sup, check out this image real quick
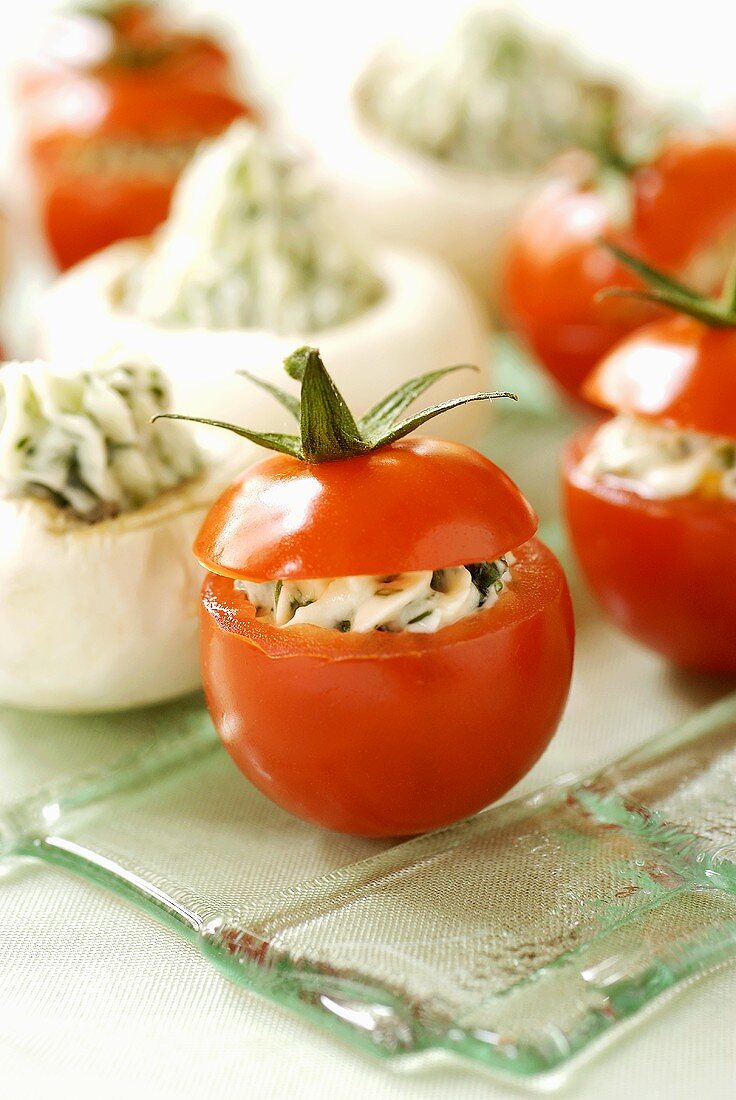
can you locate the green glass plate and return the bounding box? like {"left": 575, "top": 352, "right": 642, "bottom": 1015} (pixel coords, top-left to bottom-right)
{"left": 3, "top": 688, "right": 736, "bottom": 1085}
{"left": 2, "top": 340, "right": 735, "bottom": 1086}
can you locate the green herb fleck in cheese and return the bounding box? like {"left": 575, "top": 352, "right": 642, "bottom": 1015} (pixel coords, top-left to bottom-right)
{"left": 236, "top": 558, "right": 513, "bottom": 634}
{"left": 359, "top": 13, "right": 655, "bottom": 174}
{"left": 0, "top": 354, "right": 202, "bottom": 521}
{"left": 127, "top": 122, "right": 385, "bottom": 333}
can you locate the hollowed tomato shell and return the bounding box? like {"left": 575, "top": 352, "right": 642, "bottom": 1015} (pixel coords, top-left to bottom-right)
{"left": 583, "top": 315, "right": 736, "bottom": 438}
{"left": 200, "top": 537, "right": 574, "bottom": 836}
{"left": 564, "top": 427, "right": 736, "bottom": 672}
{"left": 195, "top": 438, "right": 539, "bottom": 581}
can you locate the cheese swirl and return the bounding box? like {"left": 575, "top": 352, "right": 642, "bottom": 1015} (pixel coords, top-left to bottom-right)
{"left": 128, "top": 122, "right": 384, "bottom": 333}
{"left": 0, "top": 355, "right": 202, "bottom": 521}
{"left": 579, "top": 415, "right": 736, "bottom": 500}
{"left": 236, "top": 559, "right": 513, "bottom": 634}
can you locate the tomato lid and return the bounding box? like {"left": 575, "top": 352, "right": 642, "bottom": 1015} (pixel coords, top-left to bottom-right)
{"left": 582, "top": 243, "right": 736, "bottom": 437}
{"left": 195, "top": 438, "right": 538, "bottom": 580}
{"left": 585, "top": 315, "right": 736, "bottom": 438}
{"left": 98, "top": 82, "right": 249, "bottom": 138}
{"left": 160, "top": 347, "right": 534, "bottom": 579}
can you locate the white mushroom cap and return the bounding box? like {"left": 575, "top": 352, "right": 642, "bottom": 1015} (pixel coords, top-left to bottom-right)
{"left": 298, "top": 86, "right": 537, "bottom": 307}
{"left": 40, "top": 240, "right": 492, "bottom": 448}
{"left": 0, "top": 464, "right": 228, "bottom": 713}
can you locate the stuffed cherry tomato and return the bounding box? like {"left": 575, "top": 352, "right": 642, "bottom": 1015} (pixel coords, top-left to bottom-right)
{"left": 19, "top": 2, "right": 235, "bottom": 98}
{"left": 564, "top": 248, "right": 736, "bottom": 671}
{"left": 502, "top": 156, "right": 657, "bottom": 399}
{"left": 20, "top": 2, "right": 252, "bottom": 269}
{"left": 503, "top": 133, "right": 736, "bottom": 401}
{"left": 166, "top": 347, "right": 575, "bottom": 836}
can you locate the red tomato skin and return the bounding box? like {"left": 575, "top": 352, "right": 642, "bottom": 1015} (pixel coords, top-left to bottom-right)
{"left": 199, "top": 538, "right": 574, "bottom": 837}
{"left": 37, "top": 172, "right": 171, "bottom": 271}
{"left": 564, "top": 428, "right": 736, "bottom": 672}
{"left": 634, "top": 135, "right": 736, "bottom": 268}
{"left": 23, "top": 75, "right": 248, "bottom": 269}
{"left": 196, "top": 438, "right": 539, "bottom": 583}
{"left": 501, "top": 176, "right": 656, "bottom": 401}
{"left": 503, "top": 135, "right": 736, "bottom": 402}
{"left": 19, "top": 3, "right": 240, "bottom": 103}
{"left": 584, "top": 315, "right": 736, "bottom": 438}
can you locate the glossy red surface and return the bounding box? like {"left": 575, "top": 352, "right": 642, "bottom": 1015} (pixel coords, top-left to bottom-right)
{"left": 584, "top": 315, "right": 736, "bottom": 438}
{"left": 195, "top": 438, "right": 539, "bottom": 581}
{"left": 502, "top": 174, "right": 658, "bottom": 400}
{"left": 503, "top": 133, "right": 736, "bottom": 400}
{"left": 20, "top": 5, "right": 252, "bottom": 269}
{"left": 564, "top": 427, "right": 736, "bottom": 672}
{"left": 200, "top": 538, "right": 574, "bottom": 836}
{"left": 634, "top": 135, "right": 736, "bottom": 268}
{"left": 20, "top": 3, "right": 239, "bottom": 100}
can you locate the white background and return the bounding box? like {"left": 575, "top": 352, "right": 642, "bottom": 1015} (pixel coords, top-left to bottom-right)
{"left": 2, "top": 0, "right": 736, "bottom": 160}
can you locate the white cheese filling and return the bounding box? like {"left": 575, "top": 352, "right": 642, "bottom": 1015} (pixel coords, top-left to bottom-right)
{"left": 236, "top": 558, "right": 513, "bottom": 634}
{"left": 579, "top": 415, "right": 736, "bottom": 500}
{"left": 126, "top": 121, "right": 385, "bottom": 333}
{"left": 358, "top": 13, "right": 653, "bottom": 174}
{"left": 0, "top": 354, "right": 202, "bottom": 521}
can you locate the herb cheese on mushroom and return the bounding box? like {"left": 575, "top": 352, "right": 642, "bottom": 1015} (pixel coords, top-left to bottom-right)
{"left": 41, "top": 123, "right": 489, "bottom": 449}
{"left": 0, "top": 354, "right": 233, "bottom": 712}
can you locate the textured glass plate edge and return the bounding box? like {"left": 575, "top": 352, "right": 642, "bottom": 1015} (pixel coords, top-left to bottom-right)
{"left": 3, "top": 694, "right": 736, "bottom": 1086}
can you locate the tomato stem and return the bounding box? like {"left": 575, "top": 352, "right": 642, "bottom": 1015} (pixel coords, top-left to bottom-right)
{"left": 155, "top": 347, "right": 517, "bottom": 463}
{"left": 720, "top": 251, "right": 736, "bottom": 315}
{"left": 73, "top": 1, "right": 155, "bottom": 25}
{"left": 576, "top": 83, "right": 642, "bottom": 177}
{"left": 595, "top": 240, "right": 736, "bottom": 328}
